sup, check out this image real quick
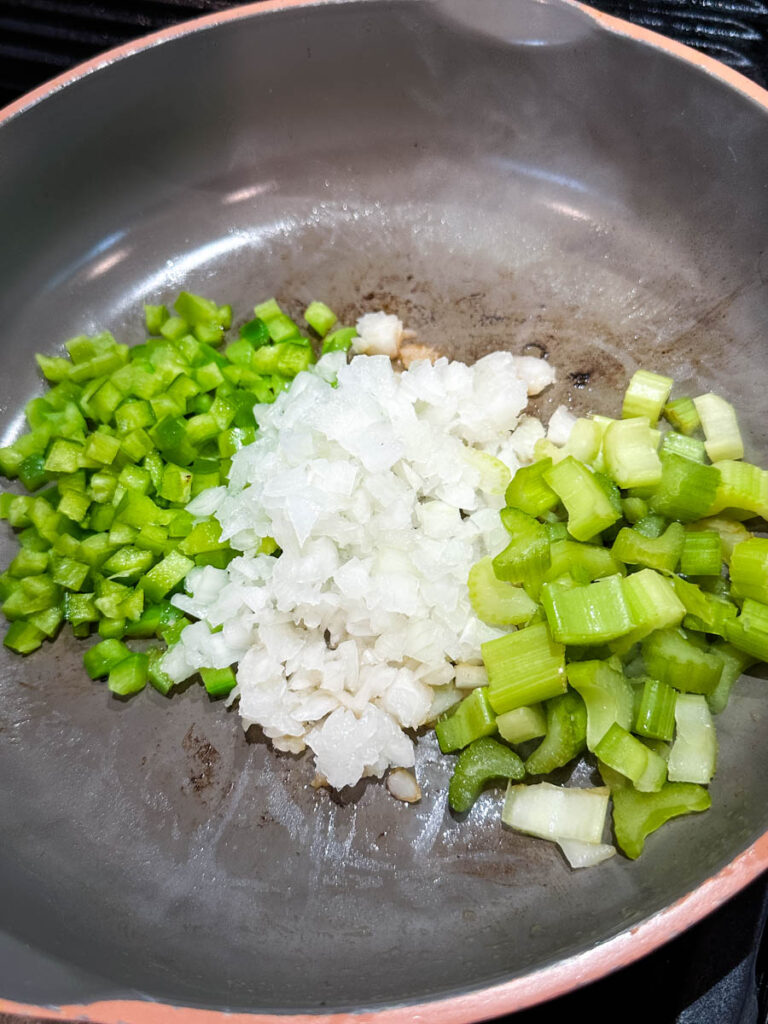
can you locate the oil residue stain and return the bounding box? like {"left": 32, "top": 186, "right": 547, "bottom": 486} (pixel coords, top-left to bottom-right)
{"left": 181, "top": 725, "right": 220, "bottom": 795}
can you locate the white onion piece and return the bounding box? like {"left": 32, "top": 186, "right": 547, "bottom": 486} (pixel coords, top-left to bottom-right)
{"left": 668, "top": 694, "right": 717, "bottom": 784}
{"left": 558, "top": 839, "right": 617, "bottom": 869}
{"left": 387, "top": 768, "right": 422, "bottom": 803}
{"left": 512, "top": 356, "right": 556, "bottom": 396}
{"left": 427, "top": 683, "right": 462, "bottom": 720}
{"left": 351, "top": 312, "right": 403, "bottom": 358}
{"left": 547, "top": 405, "right": 577, "bottom": 446}
{"left": 454, "top": 663, "right": 489, "bottom": 689}
{"left": 502, "top": 783, "right": 610, "bottom": 844}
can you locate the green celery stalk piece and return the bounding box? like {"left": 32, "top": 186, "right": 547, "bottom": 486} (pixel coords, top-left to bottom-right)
{"left": 566, "top": 660, "right": 634, "bottom": 750}
{"left": 611, "top": 782, "right": 710, "bottom": 859}
{"left": 467, "top": 556, "right": 537, "bottom": 627}
{"left": 448, "top": 737, "right": 525, "bottom": 812}
{"left": 483, "top": 622, "right": 567, "bottom": 715}
{"left": 435, "top": 687, "right": 497, "bottom": 753}
{"left": 524, "top": 690, "right": 587, "bottom": 775}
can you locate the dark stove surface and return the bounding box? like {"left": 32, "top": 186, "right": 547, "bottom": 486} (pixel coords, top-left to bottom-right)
{"left": 1, "top": 1, "right": 768, "bottom": 1022}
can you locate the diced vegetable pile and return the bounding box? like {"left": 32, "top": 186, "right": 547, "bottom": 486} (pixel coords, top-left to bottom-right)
{"left": 1, "top": 293, "right": 765, "bottom": 868}
{"left": 0, "top": 292, "right": 355, "bottom": 696}
{"left": 437, "top": 370, "right": 767, "bottom": 863}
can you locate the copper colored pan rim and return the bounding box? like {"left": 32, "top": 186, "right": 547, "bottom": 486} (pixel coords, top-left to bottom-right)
{"left": 1, "top": 1, "right": 768, "bottom": 1021}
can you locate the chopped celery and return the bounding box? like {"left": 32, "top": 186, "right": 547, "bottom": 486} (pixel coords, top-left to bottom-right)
{"left": 611, "top": 522, "right": 684, "bottom": 574}
{"left": 633, "top": 677, "right": 677, "bottom": 742}
{"left": 668, "top": 694, "right": 717, "bottom": 784}
{"left": 642, "top": 629, "right": 723, "bottom": 695}
{"left": 664, "top": 397, "right": 700, "bottom": 436}
{"left": 693, "top": 393, "right": 743, "bottom": 462}
{"left": 467, "top": 556, "right": 537, "bottom": 627}
{"left": 435, "top": 687, "right": 497, "bottom": 753}
{"left": 544, "top": 457, "right": 620, "bottom": 541}
{"left": 495, "top": 704, "right": 547, "bottom": 744}
{"left": 611, "top": 782, "right": 710, "bottom": 859}
{"left": 729, "top": 538, "right": 768, "bottom": 604}
{"left": 492, "top": 509, "right": 550, "bottom": 595}
{"left": 503, "top": 782, "right": 610, "bottom": 845}
{"left": 448, "top": 737, "right": 525, "bottom": 812}
{"left": 524, "top": 690, "right": 587, "bottom": 775}
{"left": 680, "top": 530, "right": 722, "bottom": 577}
{"left": 504, "top": 458, "right": 560, "bottom": 518}
{"left": 603, "top": 417, "right": 662, "bottom": 489}
{"left": 648, "top": 453, "right": 721, "bottom": 522}
{"left": 594, "top": 723, "right": 666, "bottom": 792}
{"left": 566, "top": 660, "right": 634, "bottom": 750}
{"left": 541, "top": 575, "right": 633, "bottom": 645}
{"left": 622, "top": 370, "right": 673, "bottom": 426}
{"left": 482, "top": 622, "right": 567, "bottom": 714}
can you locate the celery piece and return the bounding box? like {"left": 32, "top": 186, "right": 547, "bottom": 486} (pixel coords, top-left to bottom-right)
{"left": 633, "top": 677, "right": 677, "bottom": 741}
{"left": 594, "top": 723, "right": 666, "bottom": 792}
{"left": 729, "top": 538, "right": 768, "bottom": 604}
{"left": 693, "top": 393, "right": 744, "bottom": 462}
{"left": 611, "top": 782, "right": 710, "bottom": 859}
{"left": 642, "top": 628, "right": 723, "bottom": 695}
{"left": 541, "top": 575, "right": 633, "bottom": 645}
{"left": 544, "top": 457, "right": 620, "bottom": 542}
{"left": 680, "top": 530, "right": 722, "bottom": 577}
{"left": 664, "top": 397, "right": 700, "bottom": 436}
{"left": 708, "top": 460, "right": 768, "bottom": 519}
{"left": 648, "top": 453, "right": 721, "bottom": 522}
{"left": 567, "top": 660, "right": 634, "bottom": 750}
{"left": 544, "top": 539, "right": 624, "bottom": 585}
{"left": 491, "top": 509, "right": 550, "bottom": 595}
{"left": 4, "top": 620, "right": 46, "bottom": 654}
{"left": 107, "top": 652, "right": 148, "bottom": 696}
{"left": 622, "top": 370, "right": 673, "bottom": 426}
{"left": 304, "top": 301, "right": 337, "bottom": 338}
{"left": 524, "top": 690, "right": 587, "bottom": 775}
{"left": 448, "top": 737, "right": 524, "bottom": 812}
{"left": 503, "top": 782, "right": 611, "bottom": 845}
{"left": 673, "top": 577, "right": 736, "bottom": 637}
{"left": 322, "top": 327, "right": 357, "bottom": 355}
{"left": 495, "top": 704, "right": 547, "bottom": 745}
{"left": 200, "top": 666, "right": 237, "bottom": 698}
{"left": 483, "top": 622, "right": 567, "bottom": 715}
{"left": 435, "top": 686, "right": 497, "bottom": 753}
{"left": 661, "top": 431, "right": 707, "bottom": 464}
{"left": 668, "top": 694, "right": 717, "bottom": 784}
{"left": 467, "top": 556, "right": 537, "bottom": 627}
{"left": 504, "top": 458, "right": 560, "bottom": 518}
{"left": 622, "top": 497, "right": 648, "bottom": 524}
{"left": 707, "top": 642, "right": 757, "bottom": 714}
{"left": 724, "top": 599, "right": 768, "bottom": 662}
{"left": 603, "top": 417, "right": 662, "bottom": 489}
{"left": 83, "top": 638, "right": 131, "bottom": 679}
{"left": 687, "top": 516, "right": 750, "bottom": 565}
{"left": 611, "top": 522, "right": 684, "bottom": 574}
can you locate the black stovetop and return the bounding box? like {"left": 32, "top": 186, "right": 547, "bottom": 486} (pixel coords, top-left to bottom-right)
{"left": 1, "top": 1, "right": 768, "bottom": 1022}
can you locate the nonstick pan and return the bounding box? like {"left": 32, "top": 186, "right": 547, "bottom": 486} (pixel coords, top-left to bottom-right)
{"left": 1, "top": 1, "right": 768, "bottom": 1020}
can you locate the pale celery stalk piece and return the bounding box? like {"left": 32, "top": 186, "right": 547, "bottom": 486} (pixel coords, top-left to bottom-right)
{"left": 502, "top": 782, "right": 610, "bottom": 844}
{"left": 668, "top": 694, "right": 718, "bottom": 784}
{"left": 693, "top": 393, "right": 744, "bottom": 462}
{"left": 454, "top": 663, "right": 489, "bottom": 689}
{"left": 496, "top": 703, "right": 547, "bottom": 744}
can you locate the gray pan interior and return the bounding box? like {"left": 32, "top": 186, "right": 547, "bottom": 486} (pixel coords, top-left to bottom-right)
{"left": 1, "top": 0, "right": 768, "bottom": 1013}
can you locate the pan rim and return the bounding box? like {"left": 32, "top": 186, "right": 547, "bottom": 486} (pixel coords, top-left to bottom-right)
{"left": 1, "top": 0, "right": 768, "bottom": 1019}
